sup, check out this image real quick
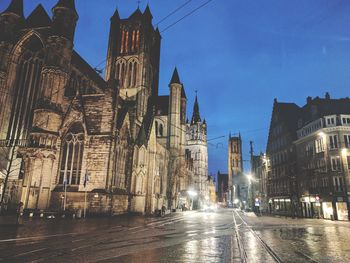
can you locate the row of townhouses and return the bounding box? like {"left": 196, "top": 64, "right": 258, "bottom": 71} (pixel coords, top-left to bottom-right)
{"left": 0, "top": 0, "right": 209, "bottom": 215}
{"left": 253, "top": 93, "right": 350, "bottom": 221}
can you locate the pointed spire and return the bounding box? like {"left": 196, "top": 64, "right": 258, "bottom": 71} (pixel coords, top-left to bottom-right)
{"left": 53, "top": 0, "right": 78, "bottom": 17}
{"left": 111, "top": 7, "right": 120, "bottom": 21}
{"left": 143, "top": 4, "right": 153, "bottom": 20}
{"left": 170, "top": 67, "right": 181, "bottom": 85}
{"left": 3, "top": 0, "right": 24, "bottom": 18}
{"left": 191, "top": 95, "right": 201, "bottom": 124}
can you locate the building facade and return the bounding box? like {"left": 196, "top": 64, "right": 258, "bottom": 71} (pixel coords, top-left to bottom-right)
{"left": 266, "top": 93, "right": 350, "bottom": 220}
{"left": 217, "top": 171, "right": 228, "bottom": 203}
{"left": 266, "top": 98, "right": 299, "bottom": 216}
{"left": 0, "top": 0, "right": 205, "bottom": 215}
{"left": 185, "top": 96, "right": 209, "bottom": 203}
{"left": 228, "top": 134, "right": 247, "bottom": 206}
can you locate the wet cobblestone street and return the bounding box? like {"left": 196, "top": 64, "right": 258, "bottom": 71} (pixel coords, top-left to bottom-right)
{"left": 0, "top": 209, "right": 349, "bottom": 262}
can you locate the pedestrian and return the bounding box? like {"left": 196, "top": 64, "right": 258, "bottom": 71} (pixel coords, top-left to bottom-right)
{"left": 17, "top": 202, "right": 24, "bottom": 225}
{"left": 161, "top": 205, "right": 166, "bottom": 217}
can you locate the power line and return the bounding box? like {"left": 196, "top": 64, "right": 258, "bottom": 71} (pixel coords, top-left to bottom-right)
{"left": 161, "top": 0, "right": 215, "bottom": 33}
{"left": 155, "top": 0, "right": 193, "bottom": 26}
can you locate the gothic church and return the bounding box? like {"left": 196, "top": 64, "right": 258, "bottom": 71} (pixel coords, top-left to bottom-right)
{"left": 0, "top": 0, "right": 209, "bottom": 215}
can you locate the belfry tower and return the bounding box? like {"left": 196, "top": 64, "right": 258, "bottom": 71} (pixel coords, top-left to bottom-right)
{"left": 105, "top": 5, "right": 161, "bottom": 138}
{"left": 186, "top": 95, "right": 209, "bottom": 201}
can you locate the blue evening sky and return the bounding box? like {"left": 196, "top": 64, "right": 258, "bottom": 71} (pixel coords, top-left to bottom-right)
{"left": 2, "top": 0, "right": 350, "bottom": 175}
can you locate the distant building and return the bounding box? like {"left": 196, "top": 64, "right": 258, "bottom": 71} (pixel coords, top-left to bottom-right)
{"left": 186, "top": 96, "right": 209, "bottom": 203}
{"left": 217, "top": 171, "right": 228, "bottom": 203}
{"left": 208, "top": 176, "right": 216, "bottom": 203}
{"left": 266, "top": 93, "right": 350, "bottom": 221}
{"left": 250, "top": 152, "right": 269, "bottom": 212}
{"left": 228, "top": 134, "right": 247, "bottom": 206}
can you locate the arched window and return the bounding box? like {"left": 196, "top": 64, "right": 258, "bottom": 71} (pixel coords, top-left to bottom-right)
{"left": 127, "top": 62, "right": 133, "bottom": 87}
{"left": 59, "top": 123, "right": 84, "bottom": 185}
{"left": 133, "top": 62, "right": 138, "bottom": 86}
{"left": 120, "top": 30, "right": 125, "bottom": 53}
{"left": 7, "top": 36, "right": 44, "bottom": 141}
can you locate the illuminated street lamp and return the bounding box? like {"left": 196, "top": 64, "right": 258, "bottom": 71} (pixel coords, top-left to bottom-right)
{"left": 188, "top": 189, "right": 197, "bottom": 210}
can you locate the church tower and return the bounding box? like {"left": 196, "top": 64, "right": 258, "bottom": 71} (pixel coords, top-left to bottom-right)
{"left": 228, "top": 134, "right": 243, "bottom": 202}
{"left": 105, "top": 5, "right": 161, "bottom": 130}
{"left": 186, "top": 95, "right": 208, "bottom": 202}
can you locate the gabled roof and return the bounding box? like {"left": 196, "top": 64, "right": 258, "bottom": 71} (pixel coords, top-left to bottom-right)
{"left": 71, "top": 51, "right": 106, "bottom": 90}
{"left": 129, "top": 7, "right": 142, "bottom": 19}
{"left": 3, "top": 0, "right": 24, "bottom": 18}
{"left": 26, "top": 4, "right": 51, "bottom": 28}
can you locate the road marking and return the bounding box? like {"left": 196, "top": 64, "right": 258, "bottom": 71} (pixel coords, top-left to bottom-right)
{"left": 0, "top": 232, "right": 77, "bottom": 243}
{"left": 13, "top": 248, "right": 47, "bottom": 258}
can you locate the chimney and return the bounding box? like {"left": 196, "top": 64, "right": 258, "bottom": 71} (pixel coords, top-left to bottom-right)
{"left": 325, "top": 92, "right": 330, "bottom": 100}
{"left": 306, "top": 96, "right": 312, "bottom": 104}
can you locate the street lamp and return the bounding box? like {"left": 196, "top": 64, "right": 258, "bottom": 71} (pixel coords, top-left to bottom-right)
{"left": 188, "top": 189, "right": 197, "bottom": 210}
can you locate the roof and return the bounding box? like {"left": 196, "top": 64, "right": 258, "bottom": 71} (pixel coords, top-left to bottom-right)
{"left": 143, "top": 5, "right": 153, "bottom": 20}
{"left": 129, "top": 8, "right": 142, "bottom": 20}
{"left": 71, "top": 51, "right": 106, "bottom": 90}
{"left": 26, "top": 4, "right": 51, "bottom": 28}
{"left": 136, "top": 98, "right": 155, "bottom": 146}
{"left": 191, "top": 95, "right": 201, "bottom": 124}
{"left": 170, "top": 67, "right": 181, "bottom": 85}
{"left": 3, "top": 0, "right": 23, "bottom": 18}
{"left": 155, "top": 95, "right": 169, "bottom": 116}
{"left": 300, "top": 96, "right": 350, "bottom": 125}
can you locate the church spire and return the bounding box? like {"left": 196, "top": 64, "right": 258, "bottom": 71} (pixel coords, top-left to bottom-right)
{"left": 143, "top": 4, "right": 153, "bottom": 20}
{"left": 3, "top": 0, "right": 24, "bottom": 17}
{"left": 170, "top": 67, "right": 181, "bottom": 85}
{"left": 111, "top": 7, "right": 120, "bottom": 21}
{"left": 191, "top": 95, "right": 201, "bottom": 124}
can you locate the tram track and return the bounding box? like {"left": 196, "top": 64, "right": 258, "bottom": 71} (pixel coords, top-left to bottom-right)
{"left": 232, "top": 210, "right": 321, "bottom": 263}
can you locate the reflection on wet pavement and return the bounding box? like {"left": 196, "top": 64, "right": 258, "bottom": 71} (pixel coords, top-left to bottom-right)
{"left": 0, "top": 209, "right": 349, "bottom": 262}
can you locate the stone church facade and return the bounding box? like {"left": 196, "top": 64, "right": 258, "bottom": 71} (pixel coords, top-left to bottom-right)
{"left": 0, "top": 0, "right": 207, "bottom": 215}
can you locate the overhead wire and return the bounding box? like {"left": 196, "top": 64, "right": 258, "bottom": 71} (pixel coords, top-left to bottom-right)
{"left": 161, "top": 0, "right": 214, "bottom": 33}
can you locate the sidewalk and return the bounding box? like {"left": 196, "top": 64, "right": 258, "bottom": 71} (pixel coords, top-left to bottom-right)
{"left": 0, "top": 214, "right": 20, "bottom": 226}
